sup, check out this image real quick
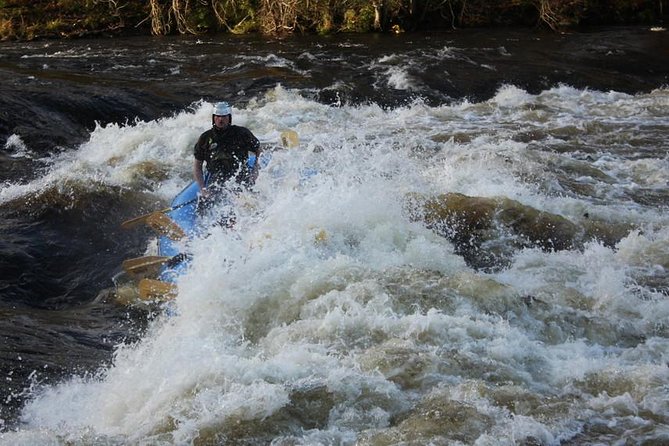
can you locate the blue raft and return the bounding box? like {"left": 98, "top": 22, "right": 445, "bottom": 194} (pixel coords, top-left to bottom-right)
{"left": 156, "top": 150, "right": 317, "bottom": 283}
{"left": 156, "top": 180, "right": 199, "bottom": 282}
{"left": 156, "top": 153, "right": 272, "bottom": 282}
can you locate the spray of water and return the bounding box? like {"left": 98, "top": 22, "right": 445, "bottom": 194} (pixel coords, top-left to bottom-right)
{"left": 3, "top": 85, "right": 668, "bottom": 444}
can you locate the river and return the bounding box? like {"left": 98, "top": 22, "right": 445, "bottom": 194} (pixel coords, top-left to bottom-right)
{"left": 0, "top": 26, "right": 668, "bottom": 444}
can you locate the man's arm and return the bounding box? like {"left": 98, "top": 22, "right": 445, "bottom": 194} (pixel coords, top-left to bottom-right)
{"left": 249, "top": 146, "right": 262, "bottom": 183}
{"left": 244, "top": 128, "right": 261, "bottom": 184}
{"left": 193, "top": 158, "right": 207, "bottom": 194}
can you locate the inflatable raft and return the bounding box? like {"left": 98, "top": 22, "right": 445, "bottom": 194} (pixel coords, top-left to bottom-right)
{"left": 156, "top": 152, "right": 272, "bottom": 283}
{"left": 156, "top": 181, "right": 199, "bottom": 282}
{"left": 124, "top": 130, "right": 304, "bottom": 299}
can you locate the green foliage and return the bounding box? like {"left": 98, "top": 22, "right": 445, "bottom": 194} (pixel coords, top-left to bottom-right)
{"left": 316, "top": 11, "right": 333, "bottom": 34}
{"left": 581, "top": 0, "right": 662, "bottom": 24}
{"left": 209, "top": 0, "right": 258, "bottom": 33}
{"left": 191, "top": 2, "right": 214, "bottom": 31}
{"left": 45, "top": 19, "right": 64, "bottom": 32}
{"left": 341, "top": 5, "right": 376, "bottom": 32}
{"left": 358, "top": 4, "right": 377, "bottom": 28}
{"left": 294, "top": 0, "right": 334, "bottom": 34}
{"left": 0, "top": 0, "right": 665, "bottom": 40}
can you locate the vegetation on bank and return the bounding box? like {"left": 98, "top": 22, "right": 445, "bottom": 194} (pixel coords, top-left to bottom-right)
{"left": 0, "top": 0, "right": 666, "bottom": 40}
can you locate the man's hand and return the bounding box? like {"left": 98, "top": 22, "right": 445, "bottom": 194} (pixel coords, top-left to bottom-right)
{"left": 250, "top": 167, "right": 260, "bottom": 184}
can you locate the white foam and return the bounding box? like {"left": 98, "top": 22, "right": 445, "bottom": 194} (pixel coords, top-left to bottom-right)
{"left": 4, "top": 84, "right": 669, "bottom": 444}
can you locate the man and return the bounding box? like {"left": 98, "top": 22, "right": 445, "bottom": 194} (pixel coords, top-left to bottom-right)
{"left": 193, "top": 101, "right": 261, "bottom": 221}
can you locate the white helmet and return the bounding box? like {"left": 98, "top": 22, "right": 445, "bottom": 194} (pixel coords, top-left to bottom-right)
{"left": 213, "top": 101, "right": 231, "bottom": 116}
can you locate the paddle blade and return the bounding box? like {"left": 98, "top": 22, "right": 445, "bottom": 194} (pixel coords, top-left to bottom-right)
{"left": 145, "top": 212, "right": 186, "bottom": 240}
{"left": 280, "top": 130, "right": 299, "bottom": 149}
{"left": 138, "top": 278, "right": 177, "bottom": 301}
{"left": 121, "top": 207, "right": 171, "bottom": 229}
{"left": 122, "top": 255, "right": 171, "bottom": 275}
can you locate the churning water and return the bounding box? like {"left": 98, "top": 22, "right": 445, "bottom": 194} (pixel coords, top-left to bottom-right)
{"left": 1, "top": 28, "right": 668, "bottom": 445}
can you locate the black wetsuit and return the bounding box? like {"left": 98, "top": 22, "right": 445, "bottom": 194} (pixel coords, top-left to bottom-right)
{"left": 194, "top": 124, "right": 260, "bottom": 223}
{"left": 193, "top": 124, "right": 260, "bottom": 187}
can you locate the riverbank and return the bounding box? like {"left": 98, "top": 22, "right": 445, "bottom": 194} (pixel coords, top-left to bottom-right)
{"left": 1, "top": 0, "right": 667, "bottom": 41}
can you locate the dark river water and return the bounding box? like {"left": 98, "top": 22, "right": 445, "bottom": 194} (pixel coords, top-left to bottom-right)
{"left": 0, "top": 27, "right": 668, "bottom": 444}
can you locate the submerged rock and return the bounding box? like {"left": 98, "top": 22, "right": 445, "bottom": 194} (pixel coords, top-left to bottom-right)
{"left": 405, "top": 192, "right": 635, "bottom": 269}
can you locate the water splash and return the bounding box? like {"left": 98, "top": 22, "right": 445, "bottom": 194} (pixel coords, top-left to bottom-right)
{"left": 3, "top": 84, "right": 669, "bottom": 445}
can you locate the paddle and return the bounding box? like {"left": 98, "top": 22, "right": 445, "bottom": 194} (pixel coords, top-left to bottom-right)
{"left": 280, "top": 129, "right": 299, "bottom": 148}
{"left": 120, "top": 197, "right": 198, "bottom": 230}
{"left": 122, "top": 253, "right": 190, "bottom": 275}
{"left": 138, "top": 278, "right": 177, "bottom": 301}
{"left": 145, "top": 212, "right": 187, "bottom": 240}
{"left": 122, "top": 255, "right": 172, "bottom": 275}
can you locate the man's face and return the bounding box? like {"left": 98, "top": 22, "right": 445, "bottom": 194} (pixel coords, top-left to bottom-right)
{"left": 214, "top": 114, "right": 230, "bottom": 128}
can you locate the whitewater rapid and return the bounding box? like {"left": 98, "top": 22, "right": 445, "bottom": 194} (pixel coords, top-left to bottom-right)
{"left": 2, "top": 84, "right": 669, "bottom": 445}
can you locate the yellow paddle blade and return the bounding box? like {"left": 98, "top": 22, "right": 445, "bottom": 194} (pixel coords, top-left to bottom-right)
{"left": 138, "top": 278, "right": 177, "bottom": 301}
{"left": 145, "top": 212, "right": 186, "bottom": 240}
{"left": 122, "top": 255, "right": 171, "bottom": 275}
{"left": 280, "top": 129, "right": 299, "bottom": 149}
{"left": 121, "top": 207, "right": 171, "bottom": 229}
{"left": 314, "top": 229, "right": 328, "bottom": 244}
